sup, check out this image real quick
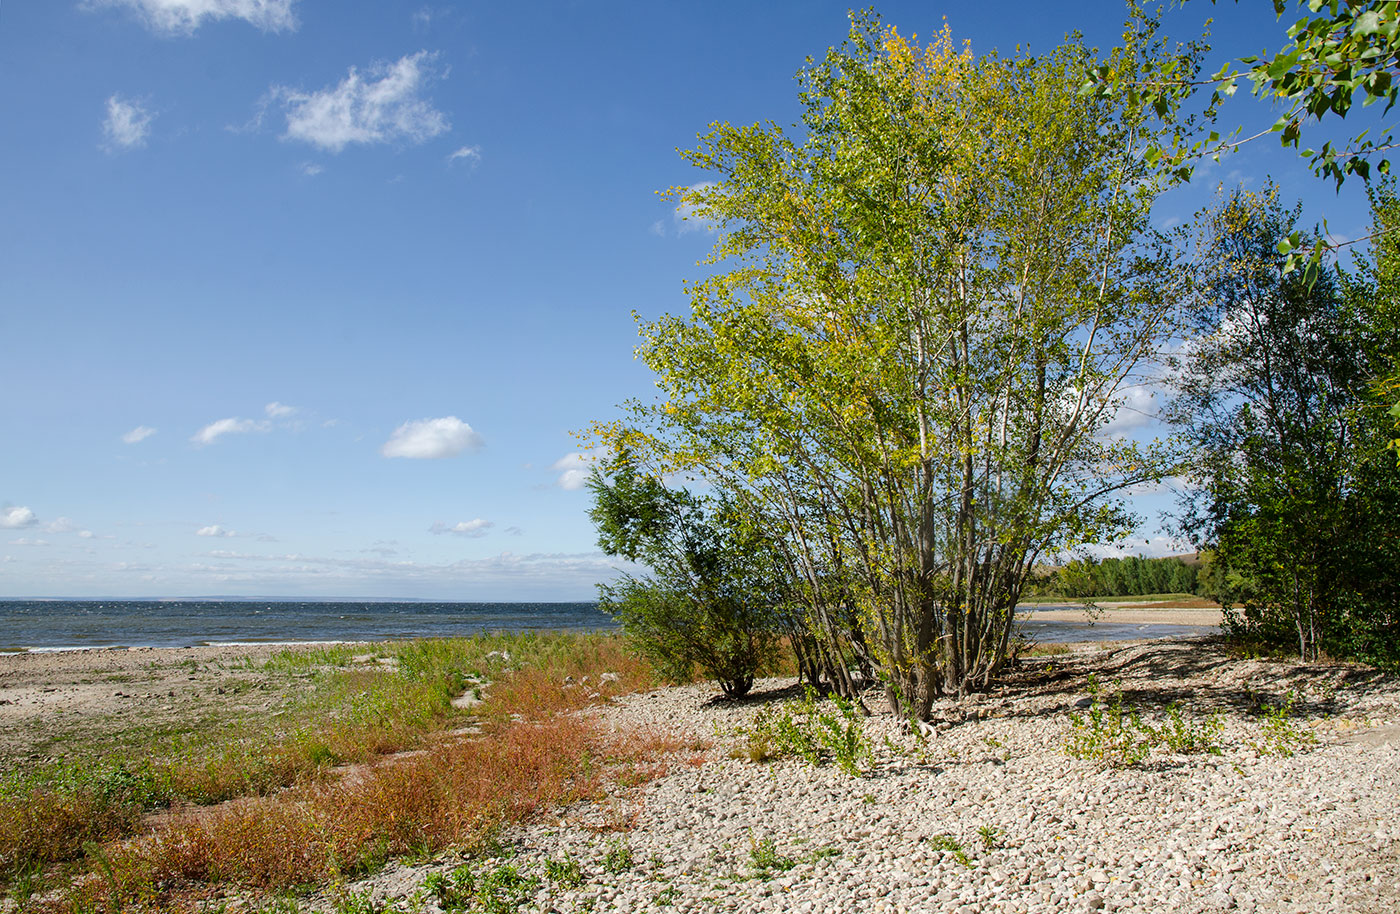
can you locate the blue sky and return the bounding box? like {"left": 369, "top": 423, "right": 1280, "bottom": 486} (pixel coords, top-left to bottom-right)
{"left": 0, "top": 1, "right": 1385, "bottom": 599}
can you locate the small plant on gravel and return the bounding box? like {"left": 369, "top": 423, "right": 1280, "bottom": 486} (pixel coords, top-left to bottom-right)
{"left": 1148, "top": 703, "right": 1225, "bottom": 755}
{"left": 603, "top": 839, "right": 634, "bottom": 874}
{"left": 1064, "top": 677, "right": 1151, "bottom": 768}
{"left": 747, "top": 838, "right": 796, "bottom": 879}
{"left": 926, "top": 834, "right": 972, "bottom": 868}
{"left": 734, "top": 687, "right": 871, "bottom": 775}
{"left": 1254, "top": 692, "right": 1318, "bottom": 757}
{"left": 978, "top": 826, "right": 1004, "bottom": 851}
{"left": 475, "top": 863, "right": 539, "bottom": 914}
{"left": 806, "top": 845, "right": 842, "bottom": 863}
{"left": 332, "top": 888, "right": 408, "bottom": 914}
{"left": 543, "top": 852, "right": 584, "bottom": 888}
{"left": 653, "top": 886, "right": 681, "bottom": 906}
{"left": 422, "top": 865, "right": 476, "bottom": 912}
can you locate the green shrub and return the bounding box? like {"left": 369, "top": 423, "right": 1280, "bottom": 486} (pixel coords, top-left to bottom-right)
{"left": 1064, "top": 677, "right": 1152, "bottom": 768}
{"left": 734, "top": 687, "right": 871, "bottom": 775}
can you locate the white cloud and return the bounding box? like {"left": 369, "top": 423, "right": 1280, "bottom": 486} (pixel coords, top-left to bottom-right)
{"left": 650, "top": 219, "right": 666, "bottom": 237}
{"left": 299, "top": 162, "right": 324, "bottom": 176}
{"left": 265, "top": 401, "right": 297, "bottom": 418}
{"left": 7, "top": 537, "right": 49, "bottom": 547}
{"left": 429, "top": 518, "right": 493, "bottom": 537}
{"left": 90, "top": 0, "right": 298, "bottom": 35}
{"left": 503, "top": 525, "right": 523, "bottom": 536}
{"left": 0, "top": 507, "right": 37, "bottom": 529}
{"left": 196, "top": 524, "right": 235, "bottom": 537}
{"left": 45, "top": 517, "right": 79, "bottom": 533}
{"left": 191, "top": 417, "right": 270, "bottom": 446}
{"left": 381, "top": 416, "right": 482, "bottom": 459}
{"left": 1099, "top": 385, "right": 1161, "bottom": 438}
{"left": 122, "top": 425, "right": 157, "bottom": 444}
{"left": 78, "top": 530, "right": 96, "bottom": 539}
{"left": 101, "top": 94, "right": 154, "bottom": 151}
{"left": 274, "top": 51, "right": 449, "bottom": 153}
{"left": 550, "top": 447, "right": 609, "bottom": 490}
{"left": 446, "top": 144, "right": 480, "bottom": 165}
{"left": 674, "top": 181, "right": 719, "bottom": 233}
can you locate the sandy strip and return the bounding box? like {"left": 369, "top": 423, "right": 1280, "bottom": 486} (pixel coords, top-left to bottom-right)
{"left": 1023, "top": 606, "right": 1224, "bottom": 626}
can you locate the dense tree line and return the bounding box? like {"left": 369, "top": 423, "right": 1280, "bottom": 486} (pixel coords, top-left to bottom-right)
{"left": 1047, "top": 556, "right": 1199, "bottom": 599}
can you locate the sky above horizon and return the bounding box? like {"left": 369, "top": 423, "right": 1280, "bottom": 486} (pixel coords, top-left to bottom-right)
{"left": 1, "top": 1, "right": 1385, "bottom": 600}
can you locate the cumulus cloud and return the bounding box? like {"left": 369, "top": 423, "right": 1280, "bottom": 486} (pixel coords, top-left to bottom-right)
{"left": 381, "top": 416, "right": 482, "bottom": 459}
{"left": 196, "top": 525, "right": 235, "bottom": 537}
{"left": 674, "top": 181, "right": 719, "bottom": 233}
{"left": 299, "top": 162, "right": 324, "bottom": 177}
{"left": 429, "top": 518, "right": 493, "bottom": 537}
{"left": 122, "top": 425, "right": 157, "bottom": 444}
{"left": 550, "top": 447, "right": 609, "bottom": 490}
{"left": 90, "top": 0, "right": 298, "bottom": 35}
{"left": 191, "top": 417, "right": 270, "bottom": 446}
{"left": 265, "top": 401, "right": 297, "bottom": 418}
{"left": 101, "top": 95, "right": 154, "bottom": 151}
{"left": 446, "top": 144, "right": 480, "bottom": 165}
{"left": 0, "top": 507, "right": 38, "bottom": 529}
{"left": 273, "top": 51, "right": 449, "bottom": 153}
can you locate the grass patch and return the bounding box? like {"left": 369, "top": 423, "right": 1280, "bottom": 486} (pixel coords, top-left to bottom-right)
{"left": 1, "top": 632, "right": 660, "bottom": 906}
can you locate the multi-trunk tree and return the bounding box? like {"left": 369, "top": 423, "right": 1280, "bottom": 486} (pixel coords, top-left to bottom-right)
{"left": 594, "top": 14, "right": 1194, "bottom": 717}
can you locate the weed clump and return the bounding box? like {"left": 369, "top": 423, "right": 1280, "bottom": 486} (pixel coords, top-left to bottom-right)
{"left": 733, "top": 687, "right": 871, "bottom": 775}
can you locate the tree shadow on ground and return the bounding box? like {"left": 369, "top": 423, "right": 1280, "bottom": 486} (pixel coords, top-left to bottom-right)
{"left": 956, "top": 636, "right": 1395, "bottom": 723}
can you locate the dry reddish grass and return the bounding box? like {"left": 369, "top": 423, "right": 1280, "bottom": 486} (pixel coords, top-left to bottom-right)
{"left": 10, "top": 635, "right": 675, "bottom": 911}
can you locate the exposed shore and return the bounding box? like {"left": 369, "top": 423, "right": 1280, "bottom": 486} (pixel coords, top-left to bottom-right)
{"left": 4, "top": 633, "right": 1397, "bottom": 914}
{"left": 356, "top": 639, "right": 1398, "bottom": 914}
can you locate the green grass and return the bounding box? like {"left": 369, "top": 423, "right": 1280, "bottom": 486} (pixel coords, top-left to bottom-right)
{"left": 0, "top": 632, "right": 656, "bottom": 888}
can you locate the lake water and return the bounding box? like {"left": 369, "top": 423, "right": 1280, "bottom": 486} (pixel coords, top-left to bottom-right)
{"left": 0, "top": 600, "right": 1217, "bottom": 652}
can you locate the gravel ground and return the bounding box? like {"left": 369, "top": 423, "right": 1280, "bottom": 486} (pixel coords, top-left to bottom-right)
{"left": 330, "top": 638, "right": 1400, "bottom": 914}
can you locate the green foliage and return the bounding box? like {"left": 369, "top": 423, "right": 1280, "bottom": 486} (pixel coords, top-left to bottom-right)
{"left": 542, "top": 852, "right": 583, "bottom": 889}
{"left": 591, "top": 456, "right": 784, "bottom": 698}
{"left": 747, "top": 838, "right": 796, "bottom": 879}
{"left": 603, "top": 840, "right": 633, "bottom": 875}
{"left": 1146, "top": 704, "right": 1224, "bottom": 756}
{"left": 978, "top": 826, "right": 1004, "bottom": 852}
{"left": 1089, "top": 2, "right": 1398, "bottom": 197}
{"left": 1064, "top": 677, "right": 1153, "bottom": 768}
{"left": 475, "top": 864, "right": 539, "bottom": 914}
{"left": 1173, "top": 186, "right": 1400, "bottom": 666}
{"left": 926, "top": 835, "right": 972, "bottom": 868}
{"left": 1253, "top": 692, "right": 1319, "bottom": 757}
{"left": 1048, "top": 555, "right": 1199, "bottom": 598}
{"left": 594, "top": 10, "right": 1193, "bottom": 715}
{"left": 735, "top": 687, "right": 871, "bottom": 775}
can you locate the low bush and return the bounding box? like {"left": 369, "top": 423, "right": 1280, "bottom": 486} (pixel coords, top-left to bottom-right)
{"left": 735, "top": 687, "right": 871, "bottom": 775}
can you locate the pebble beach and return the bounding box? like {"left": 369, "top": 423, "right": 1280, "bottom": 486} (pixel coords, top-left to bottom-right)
{"left": 348, "top": 638, "right": 1399, "bottom": 914}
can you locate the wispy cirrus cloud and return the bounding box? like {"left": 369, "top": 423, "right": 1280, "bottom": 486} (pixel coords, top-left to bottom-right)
{"left": 446, "top": 144, "right": 480, "bottom": 165}
{"left": 272, "top": 51, "right": 449, "bottom": 153}
{"left": 101, "top": 94, "right": 154, "bottom": 152}
{"left": 429, "top": 519, "right": 492, "bottom": 537}
{"left": 89, "top": 0, "right": 299, "bottom": 36}
{"left": 381, "top": 417, "right": 482, "bottom": 459}
{"left": 122, "top": 425, "right": 157, "bottom": 444}
{"left": 265, "top": 401, "right": 297, "bottom": 419}
{"left": 191, "top": 417, "right": 270, "bottom": 446}
{"left": 196, "top": 525, "right": 236, "bottom": 537}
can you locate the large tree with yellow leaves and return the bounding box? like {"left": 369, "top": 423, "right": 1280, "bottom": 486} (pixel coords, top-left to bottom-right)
{"left": 598, "top": 14, "right": 1196, "bottom": 714}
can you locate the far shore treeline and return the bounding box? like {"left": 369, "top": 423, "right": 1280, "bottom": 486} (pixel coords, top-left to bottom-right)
{"left": 584, "top": 7, "right": 1400, "bottom": 717}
